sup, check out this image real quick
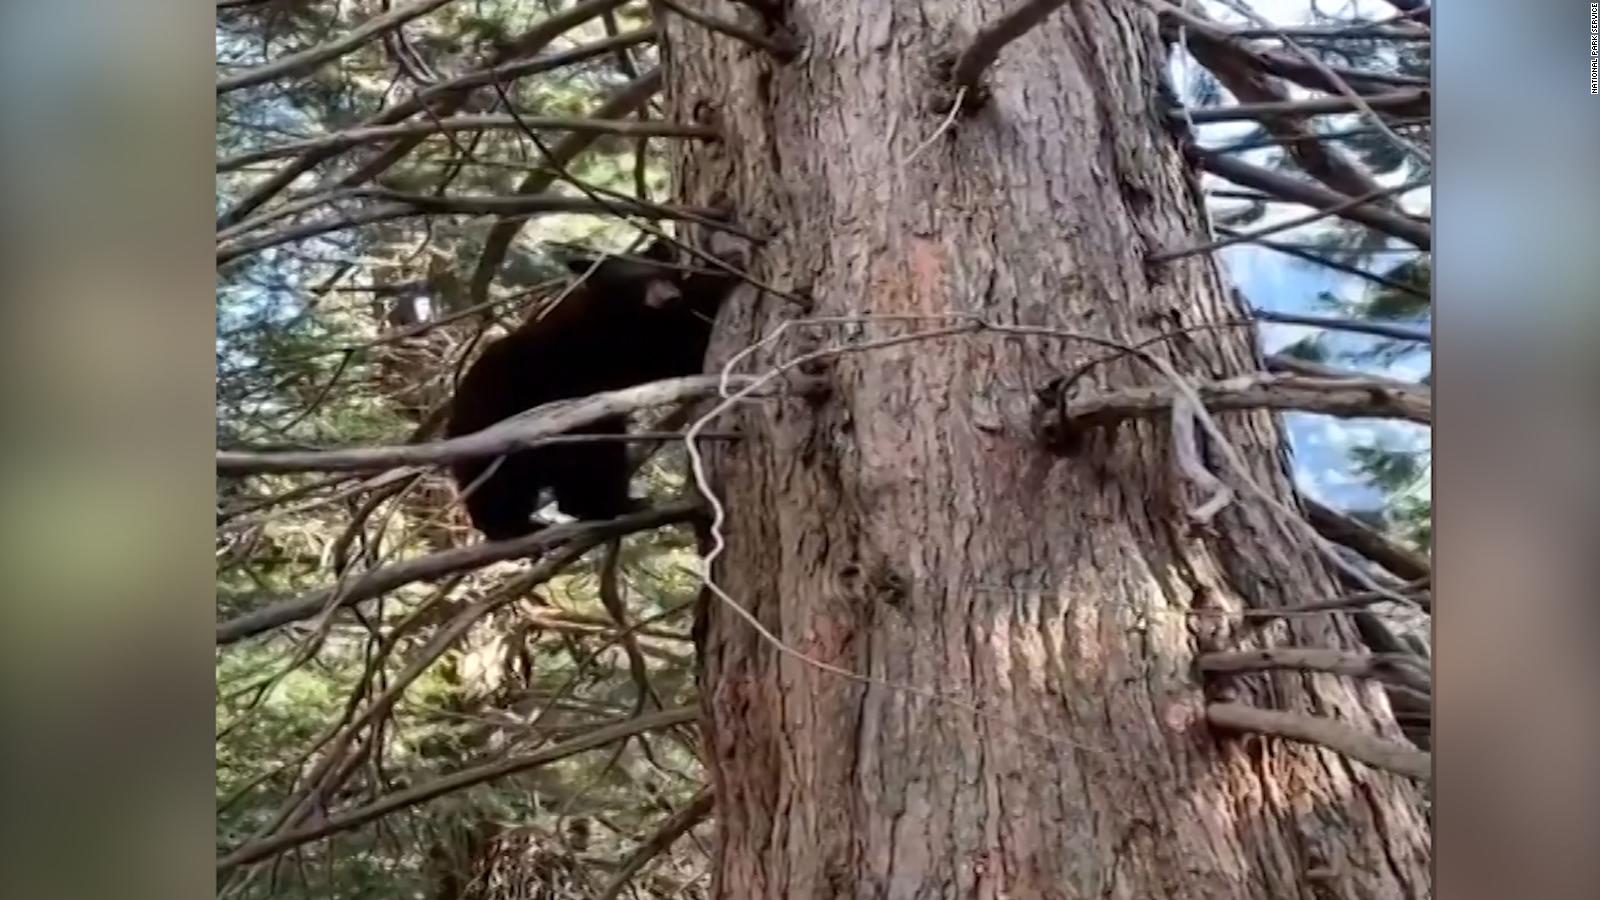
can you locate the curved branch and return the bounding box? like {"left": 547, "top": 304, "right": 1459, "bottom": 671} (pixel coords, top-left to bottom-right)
{"left": 1206, "top": 701, "right": 1430, "bottom": 781}
{"left": 216, "top": 706, "right": 699, "bottom": 873}
{"left": 948, "top": 0, "right": 1072, "bottom": 93}
{"left": 216, "top": 501, "right": 701, "bottom": 645}
{"left": 216, "top": 375, "right": 758, "bottom": 475}
{"left": 217, "top": 7, "right": 645, "bottom": 228}
{"left": 467, "top": 69, "right": 663, "bottom": 307}
{"left": 217, "top": 0, "right": 460, "bottom": 95}
{"left": 597, "top": 788, "right": 716, "bottom": 900}
{"left": 656, "top": 0, "right": 798, "bottom": 60}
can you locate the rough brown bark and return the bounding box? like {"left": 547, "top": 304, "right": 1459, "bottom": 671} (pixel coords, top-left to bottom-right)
{"left": 666, "top": 2, "right": 1430, "bottom": 897}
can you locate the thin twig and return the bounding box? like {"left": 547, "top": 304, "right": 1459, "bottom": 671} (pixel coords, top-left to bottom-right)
{"left": 218, "top": 0, "right": 460, "bottom": 95}
{"left": 1252, "top": 308, "right": 1429, "bottom": 344}
{"left": 216, "top": 707, "right": 698, "bottom": 873}
{"left": 597, "top": 788, "right": 715, "bottom": 900}
{"left": 217, "top": 9, "right": 647, "bottom": 228}
{"left": 1218, "top": 228, "right": 1429, "bottom": 302}
{"left": 1147, "top": 179, "right": 1423, "bottom": 264}
{"left": 215, "top": 502, "right": 701, "bottom": 644}
{"left": 1199, "top": 648, "right": 1430, "bottom": 692}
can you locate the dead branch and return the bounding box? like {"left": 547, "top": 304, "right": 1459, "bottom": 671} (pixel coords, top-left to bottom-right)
{"left": 597, "top": 787, "right": 716, "bottom": 900}
{"left": 215, "top": 375, "right": 773, "bottom": 475}
{"left": 1197, "top": 151, "right": 1430, "bottom": 249}
{"left": 217, "top": 0, "right": 460, "bottom": 95}
{"left": 947, "top": 0, "right": 1072, "bottom": 99}
{"left": 1263, "top": 354, "right": 1420, "bottom": 384}
{"left": 1148, "top": 179, "right": 1422, "bottom": 265}
{"left": 1156, "top": 3, "right": 1428, "bottom": 94}
{"left": 1252, "top": 309, "right": 1429, "bottom": 344}
{"left": 1218, "top": 228, "right": 1429, "bottom": 302}
{"left": 1303, "top": 497, "right": 1431, "bottom": 585}
{"left": 656, "top": 0, "right": 798, "bottom": 60}
{"left": 1202, "top": 0, "right": 1429, "bottom": 162}
{"left": 218, "top": 9, "right": 647, "bottom": 228}
{"left": 1162, "top": 7, "right": 1419, "bottom": 204}
{"left": 219, "top": 115, "right": 717, "bottom": 172}
{"left": 1225, "top": 25, "right": 1430, "bottom": 42}
{"left": 216, "top": 501, "right": 701, "bottom": 645}
{"left": 1034, "top": 372, "right": 1431, "bottom": 437}
{"left": 467, "top": 69, "right": 663, "bottom": 306}
{"left": 216, "top": 706, "right": 698, "bottom": 873}
{"left": 1199, "top": 648, "right": 1431, "bottom": 693}
{"left": 1177, "top": 88, "right": 1428, "bottom": 124}
{"left": 215, "top": 193, "right": 723, "bottom": 265}
{"left": 1205, "top": 701, "right": 1430, "bottom": 781}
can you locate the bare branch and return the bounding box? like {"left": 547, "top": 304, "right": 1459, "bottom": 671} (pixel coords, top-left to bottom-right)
{"left": 1164, "top": 13, "right": 1395, "bottom": 205}
{"left": 1225, "top": 25, "right": 1430, "bottom": 42}
{"left": 597, "top": 788, "right": 716, "bottom": 900}
{"left": 216, "top": 501, "right": 701, "bottom": 645}
{"left": 1199, "top": 648, "right": 1430, "bottom": 693}
{"left": 1219, "top": 228, "right": 1429, "bottom": 302}
{"left": 656, "top": 0, "right": 798, "bottom": 60}
{"left": 216, "top": 193, "right": 723, "bottom": 265}
{"left": 219, "top": 116, "right": 717, "bottom": 172}
{"left": 217, "top": 0, "right": 460, "bottom": 95}
{"left": 1035, "top": 372, "right": 1431, "bottom": 435}
{"left": 948, "top": 0, "right": 1073, "bottom": 96}
{"left": 467, "top": 69, "right": 663, "bottom": 306}
{"left": 1202, "top": 0, "right": 1429, "bottom": 162}
{"left": 1176, "top": 88, "right": 1427, "bottom": 124}
{"left": 215, "top": 375, "right": 773, "bottom": 475}
{"left": 1157, "top": 3, "right": 1428, "bottom": 94}
{"left": 1263, "top": 353, "right": 1415, "bottom": 381}
{"left": 1197, "top": 151, "right": 1431, "bottom": 249}
{"left": 217, "top": 7, "right": 646, "bottom": 228}
{"left": 216, "top": 706, "right": 699, "bottom": 873}
{"left": 1148, "top": 179, "right": 1422, "bottom": 265}
{"left": 1206, "top": 701, "right": 1430, "bottom": 781}
{"left": 1252, "top": 308, "right": 1429, "bottom": 344}
{"left": 1302, "top": 497, "right": 1432, "bottom": 585}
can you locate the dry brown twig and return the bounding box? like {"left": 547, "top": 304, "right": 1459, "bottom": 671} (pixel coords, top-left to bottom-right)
{"left": 218, "top": 0, "right": 461, "bottom": 95}
{"left": 217, "top": 706, "right": 699, "bottom": 874}
{"left": 217, "top": 501, "right": 701, "bottom": 644}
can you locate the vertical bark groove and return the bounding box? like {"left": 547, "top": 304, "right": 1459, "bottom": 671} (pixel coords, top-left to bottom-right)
{"left": 668, "top": 2, "right": 1429, "bottom": 897}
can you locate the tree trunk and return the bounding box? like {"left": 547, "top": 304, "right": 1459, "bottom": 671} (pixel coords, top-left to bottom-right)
{"left": 667, "top": 3, "right": 1430, "bottom": 897}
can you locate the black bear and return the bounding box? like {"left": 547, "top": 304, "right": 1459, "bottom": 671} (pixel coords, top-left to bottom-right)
{"left": 445, "top": 241, "right": 738, "bottom": 541}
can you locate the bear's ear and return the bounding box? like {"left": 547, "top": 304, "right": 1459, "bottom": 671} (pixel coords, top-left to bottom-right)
{"left": 642, "top": 279, "right": 683, "bottom": 309}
